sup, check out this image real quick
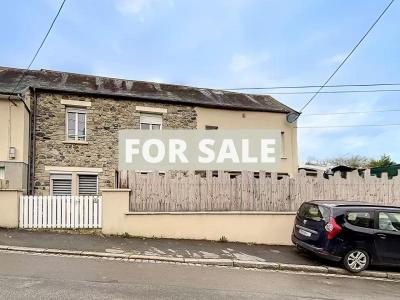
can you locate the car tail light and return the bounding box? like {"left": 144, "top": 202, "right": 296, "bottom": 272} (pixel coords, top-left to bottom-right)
{"left": 325, "top": 217, "right": 342, "bottom": 240}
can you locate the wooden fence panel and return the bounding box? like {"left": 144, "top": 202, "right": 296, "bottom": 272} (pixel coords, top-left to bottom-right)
{"left": 118, "top": 170, "right": 400, "bottom": 212}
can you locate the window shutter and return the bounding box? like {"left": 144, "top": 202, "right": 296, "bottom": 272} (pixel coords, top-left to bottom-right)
{"left": 140, "top": 114, "right": 162, "bottom": 130}
{"left": 52, "top": 179, "right": 72, "bottom": 195}
{"left": 140, "top": 114, "right": 162, "bottom": 125}
{"left": 78, "top": 175, "right": 98, "bottom": 195}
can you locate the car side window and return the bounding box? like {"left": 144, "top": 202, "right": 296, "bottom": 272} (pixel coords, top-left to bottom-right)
{"left": 345, "top": 212, "right": 374, "bottom": 229}
{"left": 378, "top": 212, "right": 400, "bottom": 232}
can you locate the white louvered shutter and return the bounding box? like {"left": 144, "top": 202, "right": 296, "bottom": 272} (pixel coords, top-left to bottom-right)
{"left": 78, "top": 175, "right": 98, "bottom": 195}
{"left": 52, "top": 178, "right": 72, "bottom": 195}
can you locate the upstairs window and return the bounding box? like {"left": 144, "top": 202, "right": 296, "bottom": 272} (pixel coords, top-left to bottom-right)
{"left": 140, "top": 114, "right": 162, "bottom": 130}
{"left": 66, "top": 108, "right": 87, "bottom": 141}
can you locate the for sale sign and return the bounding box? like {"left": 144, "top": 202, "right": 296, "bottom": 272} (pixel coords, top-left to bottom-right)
{"left": 119, "top": 129, "right": 281, "bottom": 171}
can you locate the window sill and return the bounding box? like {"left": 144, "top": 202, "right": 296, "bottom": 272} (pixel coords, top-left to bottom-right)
{"left": 63, "top": 140, "right": 89, "bottom": 145}
{"left": 61, "top": 99, "right": 91, "bottom": 107}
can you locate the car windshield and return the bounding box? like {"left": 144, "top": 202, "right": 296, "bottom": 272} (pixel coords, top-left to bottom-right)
{"left": 298, "top": 203, "right": 330, "bottom": 222}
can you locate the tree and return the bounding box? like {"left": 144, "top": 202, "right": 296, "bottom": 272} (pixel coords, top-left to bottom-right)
{"left": 306, "top": 155, "right": 371, "bottom": 168}
{"left": 306, "top": 154, "right": 397, "bottom": 169}
{"left": 368, "top": 154, "right": 396, "bottom": 168}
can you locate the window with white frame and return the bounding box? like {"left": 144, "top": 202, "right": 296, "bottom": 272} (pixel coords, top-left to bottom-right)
{"left": 50, "top": 173, "right": 98, "bottom": 196}
{"left": 66, "top": 108, "right": 87, "bottom": 141}
{"left": 140, "top": 114, "right": 162, "bottom": 130}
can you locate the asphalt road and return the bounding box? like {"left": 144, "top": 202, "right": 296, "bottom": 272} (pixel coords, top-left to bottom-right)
{"left": 0, "top": 251, "right": 399, "bottom": 300}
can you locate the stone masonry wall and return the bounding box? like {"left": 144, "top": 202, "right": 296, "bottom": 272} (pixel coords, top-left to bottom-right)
{"left": 34, "top": 92, "right": 197, "bottom": 195}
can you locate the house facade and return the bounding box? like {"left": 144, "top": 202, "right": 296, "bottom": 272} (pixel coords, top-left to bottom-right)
{"left": 0, "top": 67, "right": 298, "bottom": 196}
{"left": 0, "top": 90, "right": 31, "bottom": 192}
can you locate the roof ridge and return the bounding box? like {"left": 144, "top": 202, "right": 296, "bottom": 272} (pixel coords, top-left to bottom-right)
{"left": 36, "top": 67, "right": 276, "bottom": 98}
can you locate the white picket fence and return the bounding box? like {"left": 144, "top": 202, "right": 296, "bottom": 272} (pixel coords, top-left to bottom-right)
{"left": 19, "top": 195, "right": 102, "bottom": 229}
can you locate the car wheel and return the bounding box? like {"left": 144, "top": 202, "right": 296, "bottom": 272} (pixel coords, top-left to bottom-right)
{"left": 343, "top": 249, "right": 370, "bottom": 273}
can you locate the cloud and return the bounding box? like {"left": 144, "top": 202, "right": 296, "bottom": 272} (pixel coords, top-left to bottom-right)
{"left": 146, "top": 76, "right": 165, "bottom": 83}
{"left": 341, "top": 136, "right": 368, "bottom": 149}
{"left": 115, "top": 0, "right": 149, "bottom": 15}
{"left": 115, "top": 0, "right": 174, "bottom": 17}
{"left": 321, "top": 53, "right": 346, "bottom": 66}
{"left": 229, "top": 53, "right": 269, "bottom": 73}
{"left": 43, "top": 0, "right": 65, "bottom": 11}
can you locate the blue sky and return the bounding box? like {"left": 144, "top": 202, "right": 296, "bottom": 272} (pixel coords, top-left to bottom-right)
{"left": 1, "top": 0, "right": 399, "bottom": 163}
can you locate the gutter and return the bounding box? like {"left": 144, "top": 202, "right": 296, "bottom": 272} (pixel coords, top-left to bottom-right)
{"left": 0, "top": 93, "right": 22, "bottom": 108}
{"left": 0, "top": 93, "right": 19, "bottom": 100}
{"left": 0, "top": 92, "right": 31, "bottom": 113}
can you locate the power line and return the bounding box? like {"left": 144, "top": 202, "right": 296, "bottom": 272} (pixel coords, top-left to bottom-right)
{"left": 9, "top": 0, "right": 67, "bottom": 96}
{"left": 264, "top": 89, "right": 400, "bottom": 95}
{"left": 302, "top": 109, "right": 400, "bottom": 116}
{"left": 225, "top": 82, "right": 400, "bottom": 91}
{"left": 298, "top": 0, "right": 395, "bottom": 113}
{"left": 297, "top": 123, "right": 400, "bottom": 129}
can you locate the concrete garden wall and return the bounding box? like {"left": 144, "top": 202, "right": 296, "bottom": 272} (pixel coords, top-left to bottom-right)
{"left": 102, "top": 189, "right": 296, "bottom": 245}
{"left": 0, "top": 189, "right": 297, "bottom": 245}
{"left": 0, "top": 190, "right": 21, "bottom": 228}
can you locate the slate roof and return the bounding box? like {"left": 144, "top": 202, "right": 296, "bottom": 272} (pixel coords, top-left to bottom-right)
{"left": 0, "top": 66, "right": 296, "bottom": 113}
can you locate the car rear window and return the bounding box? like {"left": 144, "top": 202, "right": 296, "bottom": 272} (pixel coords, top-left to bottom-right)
{"left": 298, "top": 203, "right": 330, "bottom": 222}
{"left": 345, "top": 212, "right": 374, "bottom": 228}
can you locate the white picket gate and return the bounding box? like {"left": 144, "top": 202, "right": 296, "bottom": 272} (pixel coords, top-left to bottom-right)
{"left": 19, "top": 195, "right": 102, "bottom": 229}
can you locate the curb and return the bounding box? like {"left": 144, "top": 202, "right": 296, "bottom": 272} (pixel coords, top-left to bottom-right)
{"left": 0, "top": 244, "right": 398, "bottom": 280}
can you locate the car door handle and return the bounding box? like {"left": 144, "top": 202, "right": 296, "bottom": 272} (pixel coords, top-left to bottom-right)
{"left": 377, "top": 233, "right": 387, "bottom": 239}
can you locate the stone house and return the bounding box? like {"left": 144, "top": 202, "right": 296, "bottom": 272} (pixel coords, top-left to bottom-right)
{"left": 0, "top": 66, "right": 298, "bottom": 196}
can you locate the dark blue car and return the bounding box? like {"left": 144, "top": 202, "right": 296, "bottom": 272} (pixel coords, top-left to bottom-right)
{"left": 292, "top": 200, "right": 400, "bottom": 272}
